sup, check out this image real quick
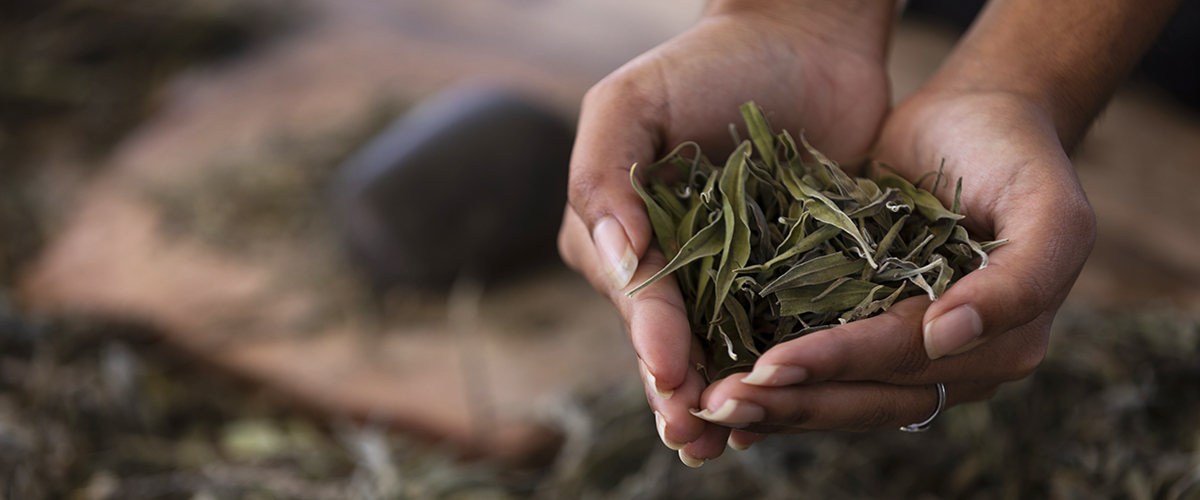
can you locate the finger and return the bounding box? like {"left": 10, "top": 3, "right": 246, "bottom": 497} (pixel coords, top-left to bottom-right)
{"left": 644, "top": 343, "right": 709, "bottom": 451}
{"left": 560, "top": 209, "right": 693, "bottom": 396}
{"left": 697, "top": 374, "right": 999, "bottom": 432}
{"left": 567, "top": 67, "right": 669, "bottom": 290}
{"left": 921, "top": 152, "right": 1095, "bottom": 360}
{"left": 679, "top": 421, "right": 731, "bottom": 468}
{"left": 727, "top": 429, "right": 769, "bottom": 451}
{"left": 740, "top": 295, "right": 1055, "bottom": 387}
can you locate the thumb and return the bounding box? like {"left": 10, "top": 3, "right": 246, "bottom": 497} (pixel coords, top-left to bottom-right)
{"left": 567, "top": 74, "right": 665, "bottom": 289}
{"left": 921, "top": 162, "right": 1097, "bottom": 360}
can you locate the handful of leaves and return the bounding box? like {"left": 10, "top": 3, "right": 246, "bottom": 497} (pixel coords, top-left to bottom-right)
{"left": 627, "top": 103, "right": 1006, "bottom": 381}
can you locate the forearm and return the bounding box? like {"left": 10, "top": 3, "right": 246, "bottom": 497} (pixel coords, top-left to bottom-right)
{"left": 705, "top": 0, "right": 899, "bottom": 61}
{"left": 927, "top": 0, "right": 1182, "bottom": 150}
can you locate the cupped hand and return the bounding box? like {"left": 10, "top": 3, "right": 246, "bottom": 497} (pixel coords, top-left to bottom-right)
{"left": 695, "top": 89, "right": 1097, "bottom": 447}
{"left": 558, "top": 1, "right": 893, "bottom": 465}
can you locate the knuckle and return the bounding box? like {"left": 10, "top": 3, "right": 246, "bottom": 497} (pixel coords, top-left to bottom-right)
{"left": 851, "top": 394, "right": 900, "bottom": 432}
{"left": 633, "top": 290, "right": 686, "bottom": 319}
{"left": 1063, "top": 196, "right": 1097, "bottom": 245}
{"left": 892, "top": 339, "right": 932, "bottom": 379}
{"left": 567, "top": 169, "right": 605, "bottom": 211}
{"left": 779, "top": 405, "right": 817, "bottom": 429}
{"left": 885, "top": 308, "right": 932, "bottom": 378}
{"left": 1011, "top": 269, "right": 1052, "bottom": 315}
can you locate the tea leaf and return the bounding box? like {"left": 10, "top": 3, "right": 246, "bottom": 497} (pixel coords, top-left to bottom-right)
{"left": 800, "top": 132, "right": 870, "bottom": 205}
{"left": 878, "top": 175, "right": 965, "bottom": 222}
{"left": 626, "top": 213, "right": 724, "bottom": 297}
{"left": 724, "top": 297, "right": 761, "bottom": 357}
{"left": 626, "top": 102, "right": 1007, "bottom": 379}
{"left": 760, "top": 254, "right": 866, "bottom": 295}
{"left": 630, "top": 163, "right": 679, "bottom": 256}
{"left": 777, "top": 280, "right": 895, "bottom": 315}
{"left": 716, "top": 325, "right": 738, "bottom": 361}
{"left": 840, "top": 284, "right": 887, "bottom": 322}
{"left": 873, "top": 258, "right": 943, "bottom": 282}
{"left": 806, "top": 200, "right": 878, "bottom": 268}
{"left": 740, "top": 102, "right": 777, "bottom": 170}
{"left": 979, "top": 239, "right": 1010, "bottom": 252}
{"left": 952, "top": 226, "right": 990, "bottom": 269}
{"left": 712, "top": 141, "right": 753, "bottom": 318}
{"left": 932, "top": 257, "right": 953, "bottom": 298}
{"left": 740, "top": 223, "right": 840, "bottom": 274}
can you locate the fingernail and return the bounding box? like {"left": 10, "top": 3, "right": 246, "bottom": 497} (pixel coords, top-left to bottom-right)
{"left": 689, "top": 399, "right": 764, "bottom": 427}
{"left": 655, "top": 411, "right": 686, "bottom": 451}
{"left": 641, "top": 361, "right": 673, "bottom": 400}
{"left": 740, "top": 364, "right": 807, "bottom": 387}
{"left": 593, "top": 217, "right": 637, "bottom": 290}
{"left": 924, "top": 304, "right": 983, "bottom": 360}
{"left": 679, "top": 449, "right": 706, "bottom": 468}
{"left": 727, "top": 435, "right": 753, "bottom": 451}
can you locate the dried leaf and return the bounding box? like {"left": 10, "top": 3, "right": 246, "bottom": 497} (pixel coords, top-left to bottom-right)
{"left": 712, "top": 141, "right": 753, "bottom": 318}
{"left": 776, "top": 280, "right": 896, "bottom": 315}
{"left": 760, "top": 254, "right": 866, "bottom": 295}
{"left": 627, "top": 213, "right": 723, "bottom": 297}
{"left": 878, "top": 175, "right": 965, "bottom": 222}
{"left": 630, "top": 163, "right": 679, "bottom": 256}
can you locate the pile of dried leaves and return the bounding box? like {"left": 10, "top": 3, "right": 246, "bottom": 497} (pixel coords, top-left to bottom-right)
{"left": 628, "top": 103, "right": 1003, "bottom": 379}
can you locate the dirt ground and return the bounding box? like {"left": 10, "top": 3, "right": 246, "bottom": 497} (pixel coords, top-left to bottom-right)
{"left": 4, "top": 0, "right": 1200, "bottom": 498}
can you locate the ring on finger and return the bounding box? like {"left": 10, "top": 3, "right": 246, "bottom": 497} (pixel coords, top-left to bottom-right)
{"left": 899, "top": 383, "right": 945, "bottom": 433}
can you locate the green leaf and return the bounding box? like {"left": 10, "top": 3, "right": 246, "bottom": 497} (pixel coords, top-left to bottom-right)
{"left": 863, "top": 214, "right": 909, "bottom": 281}
{"left": 932, "top": 257, "right": 953, "bottom": 298}
{"left": 675, "top": 200, "right": 703, "bottom": 249}
{"left": 738, "top": 223, "right": 839, "bottom": 274}
{"left": 651, "top": 179, "right": 687, "bottom": 221}
{"left": 952, "top": 225, "right": 990, "bottom": 269}
{"left": 873, "top": 258, "right": 943, "bottom": 282}
{"left": 776, "top": 280, "right": 895, "bottom": 315}
{"left": 839, "top": 284, "right": 886, "bottom": 322}
{"left": 646, "top": 141, "right": 701, "bottom": 176}
{"left": 799, "top": 132, "right": 870, "bottom": 205}
{"left": 979, "top": 239, "right": 1010, "bottom": 252}
{"left": 922, "top": 220, "right": 955, "bottom": 263}
{"left": 627, "top": 212, "right": 724, "bottom": 297}
{"left": 740, "top": 101, "right": 777, "bottom": 170}
{"left": 877, "top": 175, "right": 965, "bottom": 222}
{"left": 631, "top": 163, "right": 679, "bottom": 257}
{"left": 712, "top": 141, "right": 753, "bottom": 318}
{"left": 806, "top": 200, "right": 878, "bottom": 268}
{"left": 723, "top": 297, "right": 761, "bottom": 356}
{"left": 760, "top": 253, "right": 866, "bottom": 295}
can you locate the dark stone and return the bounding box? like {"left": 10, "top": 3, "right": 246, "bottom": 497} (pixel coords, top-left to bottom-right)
{"left": 330, "top": 85, "right": 573, "bottom": 288}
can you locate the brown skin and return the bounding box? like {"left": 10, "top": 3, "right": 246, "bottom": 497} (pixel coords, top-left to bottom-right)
{"left": 560, "top": 0, "right": 1181, "bottom": 461}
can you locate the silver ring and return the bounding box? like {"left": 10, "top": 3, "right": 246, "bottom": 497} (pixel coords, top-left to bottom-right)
{"left": 899, "top": 383, "right": 945, "bottom": 433}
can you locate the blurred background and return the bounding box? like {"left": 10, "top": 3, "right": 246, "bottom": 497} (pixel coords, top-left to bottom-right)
{"left": 1, "top": 0, "right": 1199, "bottom": 498}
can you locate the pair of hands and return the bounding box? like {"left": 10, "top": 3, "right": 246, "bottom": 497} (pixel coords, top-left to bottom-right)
{"left": 558, "top": 1, "right": 1096, "bottom": 466}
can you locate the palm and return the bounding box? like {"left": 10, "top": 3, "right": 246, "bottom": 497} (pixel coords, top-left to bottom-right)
{"left": 617, "top": 13, "right": 890, "bottom": 163}
{"left": 878, "top": 92, "right": 1090, "bottom": 248}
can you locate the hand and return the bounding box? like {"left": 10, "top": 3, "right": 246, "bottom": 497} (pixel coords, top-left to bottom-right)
{"left": 692, "top": 89, "right": 1097, "bottom": 446}
{"left": 558, "top": 0, "right": 894, "bottom": 465}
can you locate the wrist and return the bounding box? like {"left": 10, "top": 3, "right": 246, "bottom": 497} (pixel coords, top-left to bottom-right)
{"left": 705, "top": 0, "right": 897, "bottom": 61}
{"left": 921, "top": 0, "right": 1181, "bottom": 151}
